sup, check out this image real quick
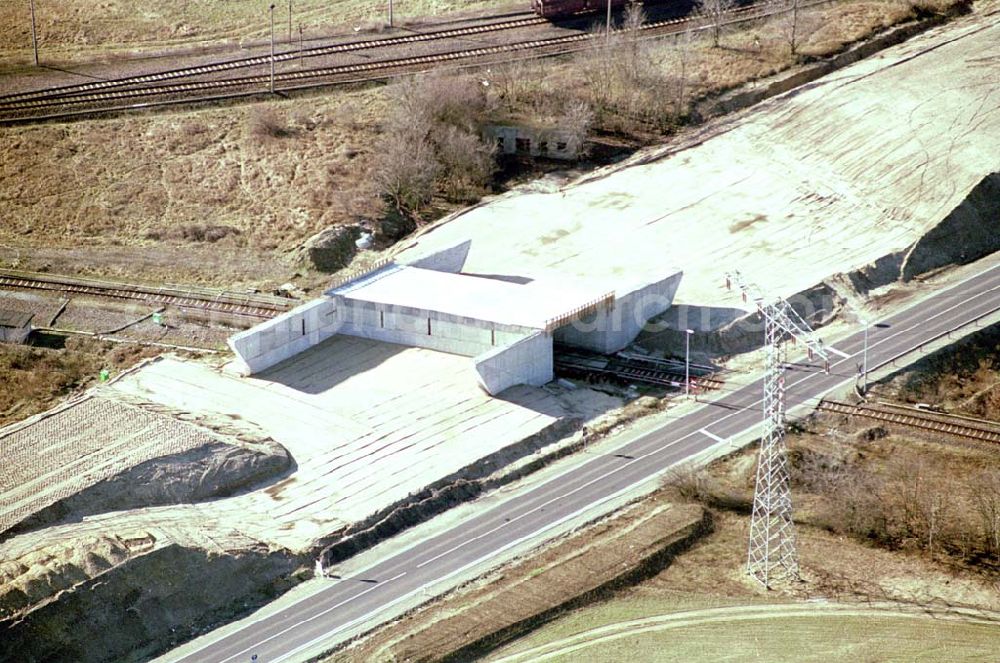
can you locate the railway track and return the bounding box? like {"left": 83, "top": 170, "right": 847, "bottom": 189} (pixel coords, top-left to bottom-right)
{"left": 555, "top": 347, "right": 725, "bottom": 391}
{"left": 817, "top": 399, "right": 1000, "bottom": 444}
{"left": 0, "top": 269, "right": 291, "bottom": 319}
{"left": 0, "top": 13, "right": 546, "bottom": 106}
{"left": 0, "top": 2, "right": 779, "bottom": 122}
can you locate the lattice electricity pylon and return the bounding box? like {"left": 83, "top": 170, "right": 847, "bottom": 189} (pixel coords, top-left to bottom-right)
{"left": 725, "top": 271, "right": 833, "bottom": 588}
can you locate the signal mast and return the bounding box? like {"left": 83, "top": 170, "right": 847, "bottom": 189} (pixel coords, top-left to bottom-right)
{"left": 725, "top": 271, "right": 844, "bottom": 587}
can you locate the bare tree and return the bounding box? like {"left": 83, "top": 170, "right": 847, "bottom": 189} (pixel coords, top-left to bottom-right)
{"left": 492, "top": 60, "right": 532, "bottom": 113}
{"left": 433, "top": 124, "right": 496, "bottom": 202}
{"left": 973, "top": 470, "right": 1000, "bottom": 565}
{"left": 561, "top": 100, "right": 594, "bottom": 158}
{"left": 695, "top": 0, "right": 737, "bottom": 48}
{"left": 374, "top": 73, "right": 499, "bottom": 213}
{"left": 374, "top": 121, "right": 439, "bottom": 213}
{"left": 672, "top": 26, "right": 696, "bottom": 117}
{"left": 622, "top": 1, "right": 646, "bottom": 73}
{"left": 773, "top": 0, "right": 817, "bottom": 56}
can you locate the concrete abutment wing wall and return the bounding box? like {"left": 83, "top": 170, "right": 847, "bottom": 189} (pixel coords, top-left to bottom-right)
{"left": 555, "top": 271, "right": 683, "bottom": 353}
{"left": 475, "top": 331, "right": 553, "bottom": 395}
{"left": 227, "top": 298, "right": 338, "bottom": 374}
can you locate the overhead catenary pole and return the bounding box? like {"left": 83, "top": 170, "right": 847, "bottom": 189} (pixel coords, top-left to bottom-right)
{"left": 269, "top": 4, "right": 276, "bottom": 93}
{"left": 288, "top": 0, "right": 293, "bottom": 43}
{"left": 862, "top": 319, "right": 869, "bottom": 394}
{"left": 389, "top": 0, "right": 394, "bottom": 28}
{"left": 606, "top": 0, "right": 612, "bottom": 43}
{"left": 29, "top": 0, "right": 39, "bottom": 66}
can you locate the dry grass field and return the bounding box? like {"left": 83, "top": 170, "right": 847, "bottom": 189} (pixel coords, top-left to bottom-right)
{"left": 0, "top": 336, "right": 157, "bottom": 427}
{"left": 487, "top": 601, "right": 1000, "bottom": 662}
{"left": 0, "top": 0, "right": 510, "bottom": 64}
{"left": 0, "top": 0, "right": 950, "bottom": 289}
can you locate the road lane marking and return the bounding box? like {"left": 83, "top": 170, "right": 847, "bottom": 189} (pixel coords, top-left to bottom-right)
{"left": 173, "top": 264, "right": 1000, "bottom": 662}
{"left": 416, "top": 283, "right": 1000, "bottom": 571}
{"left": 213, "top": 572, "right": 406, "bottom": 663}
{"left": 699, "top": 428, "right": 728, "bottom": 444}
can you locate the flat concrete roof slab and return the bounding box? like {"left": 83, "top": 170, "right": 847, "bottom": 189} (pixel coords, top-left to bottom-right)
{"left": 336, "top": 265, "right": 616, "bottom": 329}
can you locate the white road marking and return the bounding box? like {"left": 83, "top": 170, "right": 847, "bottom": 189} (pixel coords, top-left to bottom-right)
{"left": 824, "top": 346, "right": 850, "bottom": 359}
{"left": 175, "top": 264, "right": 1000, "bottom": 662}
{"left": 699, "top": 428, "right": 727, "bottom": 444}
{"left": 214, "top": 572, "right": 406, "bottom": 663}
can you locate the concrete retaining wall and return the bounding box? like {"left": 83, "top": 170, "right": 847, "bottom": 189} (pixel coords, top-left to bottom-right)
{"left": 475, "top": 331, "right": 553, "bottom": 395}
{"left": 556, "top": 272, "right": 682, "bottom": 353}
{"left": 227, "top": 299, "right": 339, "bottom": 374}
{"left": 332, "top": 297, "right": 537, "bottom": 359}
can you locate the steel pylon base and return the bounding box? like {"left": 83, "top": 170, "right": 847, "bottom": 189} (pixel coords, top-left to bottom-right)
{"left": 746, "top": 313, "right": 799, "bottom": 588}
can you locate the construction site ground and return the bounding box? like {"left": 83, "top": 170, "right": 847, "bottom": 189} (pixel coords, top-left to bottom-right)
{"left": 2, "top": 5, "right": 999, "bottom": 661}
{"left": 401, "top": 7, "right": 1000, "bottom": 317}
{"left": 75, "top": 337, "right": 618, "bottom": 550}
{"left": 336, "top": 327, "right": 1000, "bottom": 661}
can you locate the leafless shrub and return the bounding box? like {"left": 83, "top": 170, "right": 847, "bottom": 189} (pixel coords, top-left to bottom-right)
{"left": 622, "top": 1, "right": 646, "bottom": 72}
{"left": 663, "top": 465, "right": 752, "bottom": 513}
{"left": 374, "top": 73, "right": 498, "bottom": 212}
{"left": 388, "top": 72, "right": 493, "bottom": 134}
{"left": 174, "top": 224, "right": 240, "bottom": 243}
{"left": 671, "top": 27, "right": 696, "bottom": 117}
{"left": 695, "top": 0, "right": 737, "bottom": 47}
{"left": 973, "top": 470, "right": 1000, "bottom": 565}
{"left": 182, "top": 121, "right": 208, "bottom": 136}
{"left": 576, "top": 25, "right": 677, "bottom": 132}
{"left": 772, "top": 0, "right": 820, "bottom": 55}
{"left": 561, "top": 100, "right": 594, "bottom": 158}
{"left": 250, "top": 108, "right": 294, "bottom": 139}
{"left": 491, "top": 60, "right": 534, "bottom": 112}
{"left": 433, "top": 124, "right": 496, "bottom": 202}
{"left": 664, "top": 465, "right": 710, "bottom": 502}
{"left": 373, "top": 118, "right": 439, "bottom": 213}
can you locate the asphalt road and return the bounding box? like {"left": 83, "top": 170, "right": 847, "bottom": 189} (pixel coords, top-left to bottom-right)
{"left": 171, "top": 261, "right": 1000, "bottom": 663}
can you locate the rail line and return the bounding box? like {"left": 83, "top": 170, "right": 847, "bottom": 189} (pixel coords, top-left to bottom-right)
{"left": 0, "top": 269, "right": 292, "bottom": 319}
{"left": 555, "top": 346, "right": 725, "bottom": 391}
{"left": 0, "top": 2, "right": 782, "bottom": 122}
{"left": 817, "top": 399, "right": 1000, "bottom": 444}
{"left": 0, "top": 13, "right": 546, "bottom": 105}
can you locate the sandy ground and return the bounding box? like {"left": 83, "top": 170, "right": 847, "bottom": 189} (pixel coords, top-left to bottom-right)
{"left": 68, "top": 336, "right": 609, "bottom": 551}
{"left": 0, "top": 394, "right": 221, "bottom": 534}
{"left": 400, "top": 11, "right": 1000, "bottom": 313}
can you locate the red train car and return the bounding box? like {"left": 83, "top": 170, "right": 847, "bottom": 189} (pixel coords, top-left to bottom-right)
{"left": 532, "top": 0, "right": 633, "bottom": 18}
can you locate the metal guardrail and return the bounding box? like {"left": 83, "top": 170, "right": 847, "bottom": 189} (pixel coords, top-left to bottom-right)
{"left": 878, "top": 303, "right": 1000, "bottom": 371}
{"left": 544, "top": 291, "right": 615, "bottom": 332}
{"left": 326, "top": 257, "right": 395, "bottom": 292}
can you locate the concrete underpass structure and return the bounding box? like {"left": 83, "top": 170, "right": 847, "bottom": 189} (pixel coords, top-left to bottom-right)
{"left": 228, "top": 243, "right": 682, "bottom": 395}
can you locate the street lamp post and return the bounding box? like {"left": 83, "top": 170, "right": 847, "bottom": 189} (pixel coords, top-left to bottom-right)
{"left": 269, "top": 4, "right": 276, "bottom": 93}
{"left": 862, "top": 319, "right": 869, "bottom": 393}
{"left": 861, "top": 321, "right": 892, "bottom": 394}
{"left": 685, "top": 329, "right": 694, "bottom": 396}
{"left": 29, "top": 0, "right": 39, "bottom": 66}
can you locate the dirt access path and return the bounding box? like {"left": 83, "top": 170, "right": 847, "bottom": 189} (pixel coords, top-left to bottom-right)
{"left": 488, "top": 603, "right": 1000, "bottom": 662}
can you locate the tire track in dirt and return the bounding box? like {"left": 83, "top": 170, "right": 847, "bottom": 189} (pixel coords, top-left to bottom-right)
{"left": 491, "top": 602, "right": 1000, "bottom": 662}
